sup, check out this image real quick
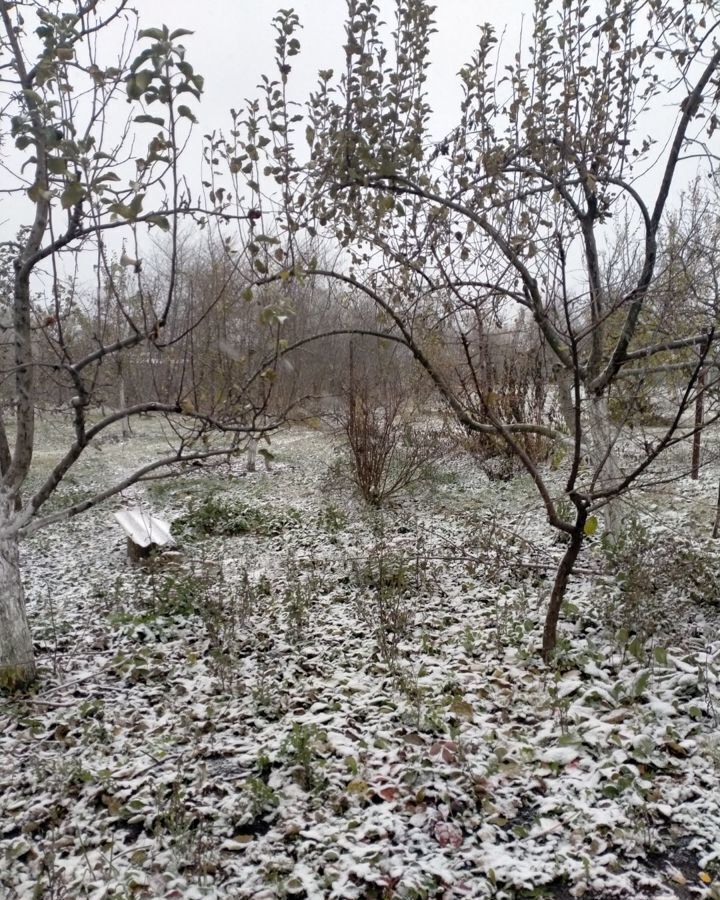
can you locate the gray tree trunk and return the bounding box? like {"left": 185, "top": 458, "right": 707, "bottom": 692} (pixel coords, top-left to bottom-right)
{"left": 691, "top": 369, "right": 704, "bottom": 480}
{"left": 587, "top": 394, "right": 624, "bottom": 538}
{"left": 119, "top": 373, "right": 131, "bottom": 440}
{"left": 554, "top": 366, "right": 576, "bottom": 437}
{"left": 246, "top": 437, "right": 258, "bottom": 473}
{"left": 0, "top": 514, "right": 35, "bottom": 690}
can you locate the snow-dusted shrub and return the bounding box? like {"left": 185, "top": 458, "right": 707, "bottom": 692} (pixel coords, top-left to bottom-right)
{"left": 280, "top": 723, "right": 326, "bottom": 791}
{"left": 599, "top": 520, "right": 720, "bottom": 641}
{"left": 282, "top": 557, "right": 328, "bottom": 643}
{"left": 340, "top": 352, "right": 448, "bottom": 507}
{"left": 142, "top": 570, "right": 209, "bottom": 619}
{"left": 451, "top": 347, "right": 558, "bottom": 478}
{"left": 241, "top": 776, "right": 280, "bottom": 821}
{"left": 173, "top": 496, "right": 300, "bottom": 539}
{"left": 202, "top": 568, "right": 265, "bottom": 691}
{"left": 343, "top": 392, "right": 445, "bottom": 505}
{"left": 351, "top": 538, "right": 429, "bottom": 664}
{"left": 316, "top": 502, "right": 349, "bottom": 534}
{"left": 461, "top": 429, "right": 554, "bottom": 482}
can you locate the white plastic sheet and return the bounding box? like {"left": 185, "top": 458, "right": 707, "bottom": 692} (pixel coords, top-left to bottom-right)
{"left": 114, "top": 508, "right": 174, "bottom": 548}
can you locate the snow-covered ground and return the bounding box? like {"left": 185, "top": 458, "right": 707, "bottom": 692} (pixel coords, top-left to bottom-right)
{"left": 1, "top": 419, "right": 719, "bottom": 899}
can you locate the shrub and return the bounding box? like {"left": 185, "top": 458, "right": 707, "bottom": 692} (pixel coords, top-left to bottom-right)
{"left": 280, "top": 723, "right": 326, "bottom": 791}
{"left": 351, "top": 538, "right": 428, "bottom": 665}
{"left": 450, "top": 339, "right": 558, "bottom": 476}
{"left": 599, "top": 519, "right": 720, "bottom": 642}
{"left": 173, "top": 496, "right": 300, "bottom": 539}
{"left": 342, "top": 388, "right": 445, "bottom": 506}
{"left": 317, "top": 502, "right": 348, "bottom": 534}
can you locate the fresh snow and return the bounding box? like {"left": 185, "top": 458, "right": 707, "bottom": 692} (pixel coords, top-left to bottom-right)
{"left": 1, "top": 423, "right": 719, "bottom": 899}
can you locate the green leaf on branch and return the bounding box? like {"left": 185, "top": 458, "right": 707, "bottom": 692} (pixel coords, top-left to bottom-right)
{"left": 47, "top": 157, "right": 68, "bottom": 175}
{"left": 60, "top": 181, "right": 86, "bottom": 209}
{"left": 130, "top": 48, "right": 156, "bottom": 73}
{"left": 128, "top": 194, "right": 145, "bottom": 218}
{"left": 584, "top": 516, "right": 598, "bottom": 536}
{"left": 177, "top": 105, "right": 197, "bottom": 123}
{"left": 92, "top": 172, "right": 121, "bottom": 185}
{"left": 138, "top": 27, "right": 167, "bottom": 41}
{"left": 135, "top": 115, "right": 165, "bottom": 127}
{"left": 146, "top": 215, "right": 171, "bottom": 231}
{"left": 260, "top": 306, "right": 277, "bottom": 325}
{"left": 126, "top": 71, "right": 152, "bottom": 100}
{"left": 109, "top": 193, "right": 144, "bottom": 220}
{"left": 22, "top": 89, "right": 43, "bottom": 107}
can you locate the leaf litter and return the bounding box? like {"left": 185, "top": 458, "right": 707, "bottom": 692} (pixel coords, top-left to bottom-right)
{"left": 1, "top": 425, "right": 719, "bottom": 899}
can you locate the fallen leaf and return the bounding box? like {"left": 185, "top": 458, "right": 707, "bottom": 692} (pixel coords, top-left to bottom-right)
{"left": 228, "top": 834, "right": 254, "bottom": 845}
{"left": 430, "top": 741, "right": 458, "bottom": 764}
{"left": 663, "top": 740, "right": 689, "bottom": 759}
{"left": 347, "top": 779, "right": 369, "bottom": 795}
{"left": 448, "top": 699, "right": 474, "bottom": 721}
{"left": 375, "top": 785, "right": 399, "bottom": 802}
{"left": 434, "top": 821, "right": 463, "bottom": 848}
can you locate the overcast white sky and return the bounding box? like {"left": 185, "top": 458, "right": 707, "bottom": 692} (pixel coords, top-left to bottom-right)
{"left": 0, "top": 2, "right": 700, "bottom": 290}
{"left": 130, "top": 2, "right": 700, "bottom": 255}
{"left": 137, "top": 1, "right": 531, "bottom": 139}
{"left": 0, "top": 2, "right": 534, "bottom": 290}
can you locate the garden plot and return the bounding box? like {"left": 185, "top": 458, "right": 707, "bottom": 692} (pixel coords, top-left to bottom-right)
{"left": 1, "top": 422, "right": 720, "bottom": 899}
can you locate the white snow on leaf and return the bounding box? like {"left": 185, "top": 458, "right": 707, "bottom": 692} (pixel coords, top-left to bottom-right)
{"left": 647, "top": 694, "right": 676, "bottom": 717}
{"left": 556, "top": 676, "right": 583, "bottom": 698}
{"left": 3, "top": 426, "right": 719, "bottom": 900}
{"left": 538, "top": 745, "right": 581, "bottom": 764}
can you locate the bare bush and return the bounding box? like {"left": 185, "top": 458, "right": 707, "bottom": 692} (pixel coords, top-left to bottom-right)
{"left": 455, "top": 324, "right": 558, "bottom": 476}
{"left": 342, "top": 351, "right": 443, "bottom": 505}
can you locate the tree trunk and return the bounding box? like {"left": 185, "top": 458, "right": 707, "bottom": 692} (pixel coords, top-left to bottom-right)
{"left": 712, "top": 478, "right": 720, "bottom": 539}
{"left": 119, "top": 369, "right": 131, "bottom": 440}
{"left": 587, "top": 394, "right": 624, "bottom": 538}
{"left": 554, "top": 366, "right": 576, "bottom": 437}
{"left": 0, "top": 519, "right": 35, "bottom": 690}
{"left": 691, "top": 369, "right": 704, "bottom": 480}
{"left": 542, "top": 513, "right": 586, "bottom": 662}
{"left": 246, "top": 437, "right": 258, "bottom": 473}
